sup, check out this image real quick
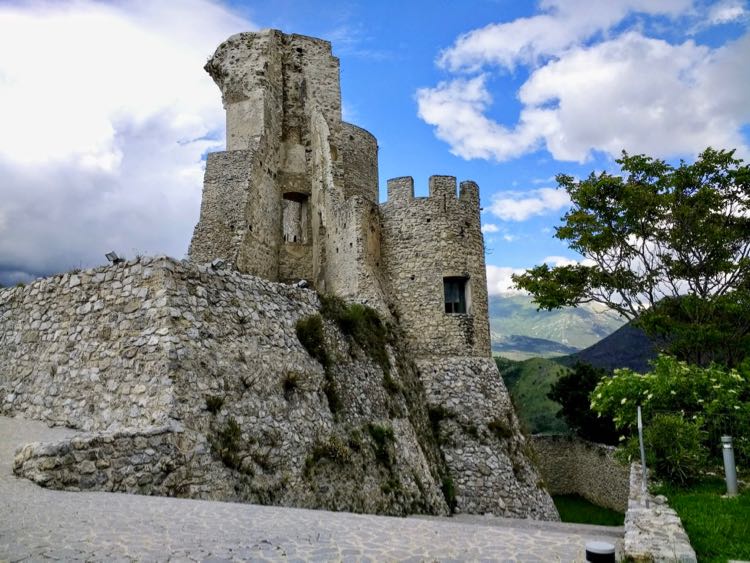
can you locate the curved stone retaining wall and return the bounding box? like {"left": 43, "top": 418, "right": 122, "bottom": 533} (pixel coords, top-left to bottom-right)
{"left": 532, "top": 434, "right": 629, "bottom": 512}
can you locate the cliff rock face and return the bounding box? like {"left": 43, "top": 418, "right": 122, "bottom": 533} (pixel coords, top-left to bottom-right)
{"left": 3, "top": 257, "right": 557, "bottom": 519}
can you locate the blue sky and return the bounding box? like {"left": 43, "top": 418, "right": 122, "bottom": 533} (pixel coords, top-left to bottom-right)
{"left": 0, "top": 0, "right": 748, "bottom": 291}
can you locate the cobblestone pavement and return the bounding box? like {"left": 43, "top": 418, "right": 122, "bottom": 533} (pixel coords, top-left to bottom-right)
{"left": 1, "top": 416, "right": 623, "bottom": 562}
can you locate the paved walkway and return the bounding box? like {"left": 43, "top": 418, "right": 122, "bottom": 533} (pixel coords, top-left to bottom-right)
{"left": 1, "top": 416, "right": 623, "bottom": 561}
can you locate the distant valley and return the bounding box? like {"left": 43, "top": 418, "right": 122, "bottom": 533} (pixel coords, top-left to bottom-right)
{"left": 489, "top": 293, "right": 624, "bottom": 360}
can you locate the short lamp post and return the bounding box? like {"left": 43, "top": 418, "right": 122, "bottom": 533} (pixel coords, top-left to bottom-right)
{"left": 721, "top": 435, "right": 738, "bottom": 497}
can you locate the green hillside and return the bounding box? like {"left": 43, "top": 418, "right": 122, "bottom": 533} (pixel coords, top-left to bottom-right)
{"left": 489, "top": 294, "right": 624, "bottom": 359}
{"left": 496, "top": 356, "right": 570, "bottom": 434}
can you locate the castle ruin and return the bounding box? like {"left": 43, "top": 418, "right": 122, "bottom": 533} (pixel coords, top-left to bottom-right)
{"left": 2, "top": 30, "right": 557, "bottom": 520}
{"left": 189, "top": 30, "right": 490, "bottom": 359}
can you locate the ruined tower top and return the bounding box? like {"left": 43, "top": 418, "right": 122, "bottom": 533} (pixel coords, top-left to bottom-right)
{"left": 189, "top": 29, "right": 491, "bottom": 359}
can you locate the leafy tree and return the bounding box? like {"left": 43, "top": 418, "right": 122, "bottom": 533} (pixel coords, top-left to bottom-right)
{"left": 513, "top": 147, "right": 750, "bottom": 365}
{"left": 591, "top": 355, "right": 750, "bottom": 483}
{"left": 547, "top": 362, "right": 619, "bottom": 444}
{"left": 639, "top": 291, "right": 750, "bottom": 368}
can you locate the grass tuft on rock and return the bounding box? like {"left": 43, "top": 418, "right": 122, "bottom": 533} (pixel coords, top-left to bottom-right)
{"left": 213, "top": 417, "right": 242, "bottom": 470}
{"left": 367, "top": 423, "right": 395, "bottom": 466}
{"left": 319, "top": 294, "right": 390, "bottom": 375}
{"left": 295, "top": 314, "right": 329, "bottom": 368}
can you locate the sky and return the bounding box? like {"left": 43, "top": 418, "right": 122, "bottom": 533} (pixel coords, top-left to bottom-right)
{"left": 0, "top": 0, "right": 748, "bottom": 292}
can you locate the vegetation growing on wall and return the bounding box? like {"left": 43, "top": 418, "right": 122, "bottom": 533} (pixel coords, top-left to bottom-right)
{"left": 295, "top": 314, "right": 330, "bottom": 368}
{"left": 319, "top": 294, "right": 390, "bottom": 374}
{"left": 212, "top": 417, "right": 243, "bottom": 470}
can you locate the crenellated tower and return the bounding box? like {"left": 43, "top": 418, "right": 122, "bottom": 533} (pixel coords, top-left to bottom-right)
{"left": 380, "top": 175, "right": 490, "bottom": 358}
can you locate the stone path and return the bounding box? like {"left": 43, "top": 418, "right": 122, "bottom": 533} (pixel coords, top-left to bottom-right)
{"left": 1, "top": 416, "right": 623, "bottom": 561}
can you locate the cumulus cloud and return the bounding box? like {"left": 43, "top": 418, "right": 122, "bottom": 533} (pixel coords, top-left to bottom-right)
{"left": 481, "top": 223, "right": 500, "bottom": 233}
{"left": 417, "top": 1, "right": 750, "bottom": 162}
{"left": 438, "top": 0, "right": 691, "bottom": 72}
{"left": 486, "top": 265, "right": 527, "bottom": 295}
{"left": 487, "top": 188, "right": 570, "bottom": 221}
{"left": 708, "top": 0, "right": 747, "bottom": 24}
{"left": 0, "top": 1, "right": 252, "bottom": 284}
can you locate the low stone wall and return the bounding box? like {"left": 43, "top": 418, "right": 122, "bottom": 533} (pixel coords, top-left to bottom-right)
{"left": 13, "top": 423, "right": 199, "bottom": 495}
{"left": 624, "top": 464, "right": 696, "bottom": 562}
{"left": 532, "top": 434, "right": 628, "bottom": 512}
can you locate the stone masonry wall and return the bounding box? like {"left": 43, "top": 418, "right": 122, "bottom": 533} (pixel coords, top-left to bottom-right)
{"left": 418, "top": 357, "right": 558, "bottom": 520}
{"left": 0, "top": 262, "right": 175, "bottom": 431}
{"left": 3, "top": 257, "right": 556, "bottom": 519}
{"left": 532, "top": 434, "right": 629, "bottom": 512}
{"left": 625, "top": 464, "right": 697, "bottom": 562}
{"left": 14, "top": 423, "right": 189, "bottom": 494}
{"left": 338, "top": 122, "right": 378, "bottom": 203}
{"left": 381, "top": 176, "right": 491, "bottom": 358}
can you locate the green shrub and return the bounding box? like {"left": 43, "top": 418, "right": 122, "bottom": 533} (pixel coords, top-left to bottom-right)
{"left": 319, "top": 294, "right": 390, "bottom": 374}
{"left": 591, "top": 355, "right": 750, "bottom": 434}
{"left": 548, "top": 362, "right": 619, "bottom": 444}
{"left": 367, "top": 423, "right": 395, "bottom": 465}
{"left": 205, "top": 395, "right": 224, "bottom": 414}
{"left": 295, "top": 314, "right": 329, "bottom": 368}
{"left": 214, "top": 417, "right": 242, "bottom": 470}
{"left": 592, "top": 355, "right": 750, "bottom": 483}
{"left": 621, "top": 413, "right": 707, "bottom": 485}
{"left": 304, "top": 436, "right": 352, "bottom": 475}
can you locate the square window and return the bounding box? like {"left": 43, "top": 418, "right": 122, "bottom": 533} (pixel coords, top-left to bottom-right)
{"left": 444, "top": 276, "right": 468, "bottom": 314}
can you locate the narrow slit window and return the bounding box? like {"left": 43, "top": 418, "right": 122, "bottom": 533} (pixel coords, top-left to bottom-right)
{"left": 444, "top": 276, "right": 468, "bottom": 314}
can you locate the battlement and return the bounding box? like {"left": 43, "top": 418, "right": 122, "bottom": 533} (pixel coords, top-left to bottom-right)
{"left": 385, "top": 175, "right": 481, "bottom": 210}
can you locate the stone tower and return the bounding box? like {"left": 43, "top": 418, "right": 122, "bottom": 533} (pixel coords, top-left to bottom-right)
{"left": 189, "top": 30, "right": 383, "bottom": 306}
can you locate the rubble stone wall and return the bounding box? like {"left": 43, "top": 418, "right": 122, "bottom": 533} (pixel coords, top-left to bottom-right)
{"left": 0, "top": 261, "right": 175, "bottom": 431}
{"left": 418, "top": 357, "right": 558, "bottom": 520}
{"left": 532, "top": 434, "right": 629, "bottom": 512}
{"left": 3, "top": 258, "right": 557, "bottom": 518}
{"left": 625, "top": 464, "right": 697, "bottom": 562}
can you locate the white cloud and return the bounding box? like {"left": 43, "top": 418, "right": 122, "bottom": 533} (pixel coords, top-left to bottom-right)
{"left": 486, "top": 265, "right": 527, "bottom": 295}
{"left": 0, "top": 1, "right": 252, "bottom": 283}
{"left": 488, "top": 187, "right": 570, "bottom": 221}
{"left": 481, "top": 223, "right": 500, "bottom": 233}
{"left": 418, "top": 2, "right": 750, "bottom": 163}
{"left": 438, "top": 0, "right": 691, "bottom": 72}
{"left": 708, "top": 0, "right": 746, "bottom": 24}
{"left": 543, "top": 255, "right": 596, "bottom": 267}
{"left": 502, "top": 234, "right": 518, "bottom": 242}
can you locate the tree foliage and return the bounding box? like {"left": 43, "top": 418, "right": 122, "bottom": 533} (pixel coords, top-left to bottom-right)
{"left": 547, "top": 362, "right": 619, "bottom": 444}
{"left": 513, "top": 148, "right": 750, "bottom": 321}
{"left": 590, "top": 355, "right": 750, "bottom": 484}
